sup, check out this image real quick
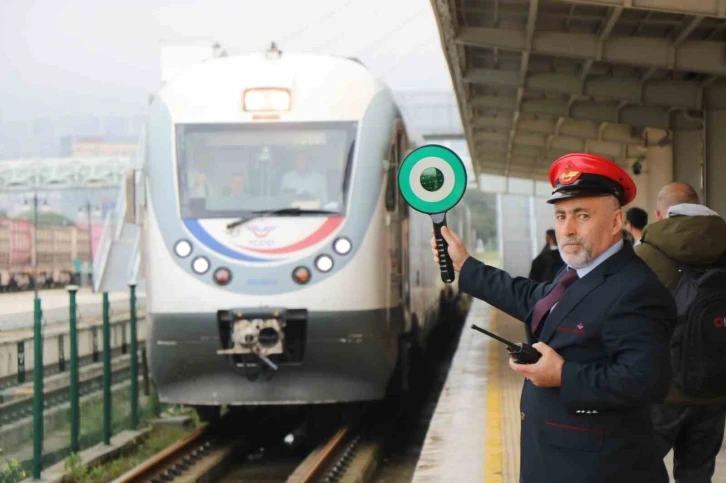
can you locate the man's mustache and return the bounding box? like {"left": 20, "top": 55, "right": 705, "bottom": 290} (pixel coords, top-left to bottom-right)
{"left": 559, "top": 237, "right": 586, "bottom": 247}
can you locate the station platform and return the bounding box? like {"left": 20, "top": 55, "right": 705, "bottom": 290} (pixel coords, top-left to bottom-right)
{"left": 412, "top": 301, "right": 726, "bottom": 483}
{"left": 0, "top": 288, "right": 148, "bottom": 390}
{"left": 0, "top": 287, "right": 146, "bottom": 333}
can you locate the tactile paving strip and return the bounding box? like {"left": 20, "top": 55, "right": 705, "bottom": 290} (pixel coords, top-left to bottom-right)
{"left": 493, "top": 311, "right": 526, "bottom": 483}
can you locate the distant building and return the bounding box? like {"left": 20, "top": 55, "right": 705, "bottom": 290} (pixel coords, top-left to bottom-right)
{"left": 59, "top": 135, "right": 138, "bottom": 157}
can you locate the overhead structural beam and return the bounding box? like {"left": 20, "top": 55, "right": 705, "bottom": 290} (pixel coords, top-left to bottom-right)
{"left": 582, "top": 6, "right": 623, "bottom": 80}
{"left": 554, "top": 0, "right": 726, "bottom": 18}
{"left": 470, "top": 94, "right": 703, "bottom": 129}
{"left": 464, "top": 68, "right": 703, "bottom": 110}
{"left": 505, "top": 0, "right": 539, "bottom": 174}
{"left": 473, "top": 149, "right": 634, "bottom": 179}
{"left": 474, "top": 161, "right": 551, "bottom": 179}
{"left": 474, "top": 131, "right": 645, "bottom": 159}
{"left": 472, "top": 116, "right": 646, "bottom": 145}
{"left": 474, "top": 150, "right": 597, "bottom": 172}
{"left": 456, "top": 26, "right": 726, "bottom": 75}
{"left": 423, "top": 133, "right": 467, "bottom": 140}
{"left": 474, "top": 151, "right": 543, "bottom": 167}
{"left": 0, "top": 157, "right": 133, "bottom": 192}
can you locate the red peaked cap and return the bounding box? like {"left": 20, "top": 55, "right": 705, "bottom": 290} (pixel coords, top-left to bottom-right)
{"left": 547, "top": 153, "right": 637, "bottom": 206}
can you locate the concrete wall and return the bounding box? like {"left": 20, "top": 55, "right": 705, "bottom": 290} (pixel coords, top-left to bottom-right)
{"left": 630, "top": 136, "right": 674, "bottom": 220}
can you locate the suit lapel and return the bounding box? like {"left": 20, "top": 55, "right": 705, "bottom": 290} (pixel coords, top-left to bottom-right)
{"left": 538, "top": 242, "right": 635, "bottom": 344}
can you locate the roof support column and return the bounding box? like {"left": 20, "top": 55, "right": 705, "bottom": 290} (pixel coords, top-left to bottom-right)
{"left": 705, "top": 108, "right": 726, "bottom": 214}
{"left": 640, "top": 136, "right": 673, "bottom": 216}
{"left": 672, "top": 127, "right": 704, "bottom": 204}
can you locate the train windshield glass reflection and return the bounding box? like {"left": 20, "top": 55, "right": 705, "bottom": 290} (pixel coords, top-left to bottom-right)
{"left": 176, "top": 121, "right": 357, "bottom": 218}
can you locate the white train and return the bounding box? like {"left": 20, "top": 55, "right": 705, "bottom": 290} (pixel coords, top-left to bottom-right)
{"left": 129, "top": 44, "right": 468, "bottom": 418}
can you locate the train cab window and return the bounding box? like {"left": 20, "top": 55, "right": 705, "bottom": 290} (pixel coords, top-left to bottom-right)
{"left": 341, "top": 141, "right": 356, "bottom": 204}
{"left": 176, "top": 122, "right": 357, "bottom": 219}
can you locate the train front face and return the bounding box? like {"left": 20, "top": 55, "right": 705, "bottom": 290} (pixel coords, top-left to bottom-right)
{"left": 144, "top": 53, "right": 403, "bottom": 406}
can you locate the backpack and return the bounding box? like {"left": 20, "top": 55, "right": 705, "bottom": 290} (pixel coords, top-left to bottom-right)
{"left": 670, "top": 259, "right": 726, "bottom": 397}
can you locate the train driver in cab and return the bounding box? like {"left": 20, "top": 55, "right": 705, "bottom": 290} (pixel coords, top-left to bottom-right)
{"left": 280, "top": 150, "right": 328, "bottom": 203}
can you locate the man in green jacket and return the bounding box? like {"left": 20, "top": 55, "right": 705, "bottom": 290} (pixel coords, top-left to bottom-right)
{"left": 635, "top": 181, "right": 726, "bottom": 482}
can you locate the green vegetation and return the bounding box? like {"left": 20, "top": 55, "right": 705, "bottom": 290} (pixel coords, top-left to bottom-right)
{"left": 14, "top": 210, "right": 78, "bottom": 226}
{"left": 3, "top": 381, "right": 167, "bottom": 483}
{"left": 0, "top": 450, "right": 27, "bottom": 483}
{"left": 55, "top": 383, "right": 195, "bottom": 483}
{"left": 62, "top": 424, "right": 192, "bottom": 483}
{"left": 462, "top": 190, "right": 497, "bottom": 249}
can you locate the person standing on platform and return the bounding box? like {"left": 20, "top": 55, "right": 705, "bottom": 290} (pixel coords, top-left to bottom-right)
{"left": 528, "top": 229, "right": 564, "bottom": 283}
{"left": 431, "top": 153, "right": 676, "bottom": 483}
{"left": 625, "top": 207, "right": 648, "bottom": 246}
{"left": 636, "top": 181, "right": 726, "bottom": 483}
{"left": 72, "top": 257, "right": 82, "bottom": 286}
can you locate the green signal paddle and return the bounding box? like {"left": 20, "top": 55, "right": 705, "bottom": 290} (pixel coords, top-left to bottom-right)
{"left": 398, "top": 144, "right": 467, "bottom": 283}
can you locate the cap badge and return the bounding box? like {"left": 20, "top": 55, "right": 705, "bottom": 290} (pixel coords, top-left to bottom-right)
{"left": 559, "top": 163, "right": 580, "bottom": 185}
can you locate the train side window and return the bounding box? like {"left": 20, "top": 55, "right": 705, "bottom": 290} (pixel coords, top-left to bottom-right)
{"left": 396, "top": 129, "right": 409, "bottom": 218}
{"left": 385, "top": 121, "right": 404, "bottom": 212}
{"left": 385, "top": 144, "right": 397, "bottom": 212}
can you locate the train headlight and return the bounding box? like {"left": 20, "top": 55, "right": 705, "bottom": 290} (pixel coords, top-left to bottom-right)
{"left": 333, "top": 237, "right": 352, "bottom": 255}
{"left": 315, "top": 255, "right": 334, "bottom": 273}
{"left": 243, "top": 88, "right": 291, "bottom": 112}
{"left": 174, "top": 240, "right": 192, "bottom": 258}
{"left": 292, "top": 266, "right": 310, "bottom": 284}
{"left": 213, "top": 267, "right": 232, "bottom": 285}
{"left": 192, "top": 256, "right": 210, "bottom": 274}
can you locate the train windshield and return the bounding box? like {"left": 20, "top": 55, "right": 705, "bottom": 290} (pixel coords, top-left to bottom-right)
{"left": 176, "top": 121, "right": 357, "bottom": 218}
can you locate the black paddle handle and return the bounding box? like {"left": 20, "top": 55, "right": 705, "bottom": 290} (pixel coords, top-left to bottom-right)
{"left": 433, "top": 217, "right": 455, "bottom": 283}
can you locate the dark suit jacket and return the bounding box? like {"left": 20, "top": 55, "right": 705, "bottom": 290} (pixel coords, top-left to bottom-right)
{"left": 459, "top": 242, "right": 676, "bottom": 483}
{"left": 528, "top": 247, "right": 565, "bottom": 283}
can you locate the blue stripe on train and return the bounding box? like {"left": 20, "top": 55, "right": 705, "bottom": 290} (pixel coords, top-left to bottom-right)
{"left": 182, "top": 219, "right": 279, "bottom": 262}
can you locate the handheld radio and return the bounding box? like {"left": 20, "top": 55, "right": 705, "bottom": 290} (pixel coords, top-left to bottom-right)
{"left": 470, "top": 324, "right": 542, "bottom": 364}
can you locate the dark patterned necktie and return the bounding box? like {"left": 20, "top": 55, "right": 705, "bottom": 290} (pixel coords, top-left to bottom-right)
{"left": 531, "top": 269, "right": 579, "bottom": 335}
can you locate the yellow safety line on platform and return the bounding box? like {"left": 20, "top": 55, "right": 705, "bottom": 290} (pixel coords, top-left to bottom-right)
{"left": 484, "top": 310, "right": 503, "bottom": 483}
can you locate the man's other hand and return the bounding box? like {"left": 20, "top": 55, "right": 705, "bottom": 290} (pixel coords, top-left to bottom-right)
{"left": 508, "top": 342, "right": 565, "bottom": 388}
{"left": 430, "top": 226, "right": 470, "bottom": 272}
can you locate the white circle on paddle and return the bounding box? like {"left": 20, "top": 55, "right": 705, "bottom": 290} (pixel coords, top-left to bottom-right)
{"left": 408, "top": 157, "right": 455, "bottom": 203}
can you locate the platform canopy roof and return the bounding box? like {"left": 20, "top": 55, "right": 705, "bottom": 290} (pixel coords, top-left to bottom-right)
{"left": 431, "top": 0, "right": 726, "bottom": 180}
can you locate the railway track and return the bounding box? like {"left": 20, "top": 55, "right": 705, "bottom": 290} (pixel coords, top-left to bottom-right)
{"left": 0, "top": 344, "right": 133, "bottom": 393}
{"left": 113, "top": 406, "right": 387, "bottom": 483}
{"left": 0, "top": 354, "right": 136, "bottom": 425}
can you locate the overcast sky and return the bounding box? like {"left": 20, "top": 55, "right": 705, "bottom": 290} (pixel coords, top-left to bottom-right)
{"left": 0, "top": 0, "right": 454, "bottom": 121}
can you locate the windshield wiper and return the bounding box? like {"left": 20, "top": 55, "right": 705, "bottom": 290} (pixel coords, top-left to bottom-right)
{"left": 226, "top": 208, "right": 339, "bottom": 229}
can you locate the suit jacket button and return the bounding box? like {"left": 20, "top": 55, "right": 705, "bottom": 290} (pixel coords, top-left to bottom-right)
{"left": 521, "top": 411, "right": 525, "bottom": 420}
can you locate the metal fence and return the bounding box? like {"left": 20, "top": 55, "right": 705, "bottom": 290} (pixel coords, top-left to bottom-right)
{"left": 0, "top": 285, "right": 159, "bottom": 482}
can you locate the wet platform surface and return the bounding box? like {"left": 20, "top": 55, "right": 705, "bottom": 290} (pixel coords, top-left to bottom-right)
{"left": 0, "top": 288, "right": 146, "bottom": 334}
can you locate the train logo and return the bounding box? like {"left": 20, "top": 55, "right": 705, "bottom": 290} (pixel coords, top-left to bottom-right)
{"left": 247, "top": 220, "right": 276, "bottom": 238}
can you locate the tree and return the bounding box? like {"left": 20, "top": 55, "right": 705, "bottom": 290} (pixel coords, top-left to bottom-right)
{"left": 462, "top": 189, "right": 496, "bottom": 247}
{"left": 14, "top": 210, "right": 77, "bottom": 226}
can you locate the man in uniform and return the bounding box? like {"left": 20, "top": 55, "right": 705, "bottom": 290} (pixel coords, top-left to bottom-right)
{"left": 431, "top": 153, "right": 676, "bottom": 483}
